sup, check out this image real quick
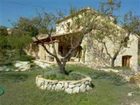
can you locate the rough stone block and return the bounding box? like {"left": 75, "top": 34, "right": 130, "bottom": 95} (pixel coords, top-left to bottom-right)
{"left": 72, "top": 87, "right": 80, "bottom": 93}
{"left": 79, "top": 84, "right": 86, "bottom": 92}
{"left": 65, "top": 88, "right": 73, "bottom": 94}
{"left": 55, "top": 83, "right": 63, "bottom": 91}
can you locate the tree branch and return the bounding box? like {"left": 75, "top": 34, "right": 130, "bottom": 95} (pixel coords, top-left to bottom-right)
{"left": 103, "top": 42, "right": 112, "bottom": 59}
{"left": 34, "top": 36, "right": 61, "bottom": 64}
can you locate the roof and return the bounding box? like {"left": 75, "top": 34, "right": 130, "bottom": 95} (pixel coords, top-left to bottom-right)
{"left": 33, "top": 31, "right": 82, "bottom": 43}
{"left": 56, "top": 7, "right": 96, "bottom": 24}
{"left": 56, "top": 7, "right": 116, "bottom": 24}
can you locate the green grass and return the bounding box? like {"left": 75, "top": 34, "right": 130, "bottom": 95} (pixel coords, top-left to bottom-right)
{"left": 0, "top": 64, "right": 140, "bottom": 105}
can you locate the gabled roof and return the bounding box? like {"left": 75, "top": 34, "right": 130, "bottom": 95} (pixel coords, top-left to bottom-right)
{"left": 56, "top": 7, "right": 96, "bottom": 24}
{"left": 56, "top": 7, "right": 116, "bottom": 24}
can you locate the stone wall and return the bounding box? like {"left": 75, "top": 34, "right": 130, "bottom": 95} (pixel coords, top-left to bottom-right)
{"left": 81, "top": 34, "right": 138, "bottom": 71}
{"left": 36, "top": 75, "right": 93, "bottom": 94}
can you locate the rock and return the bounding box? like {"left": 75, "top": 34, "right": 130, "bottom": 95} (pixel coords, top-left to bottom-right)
{"left": 128, "top": 92, "right": 133, "bottom": 97}
{"left": 40, "top": 81, "right": 46, "bottom": 90}
{"left": 68, "top": 84, "right": 75, "bottom": 88}
{"left": 55, "top": 83, "right": 63, "bottom": 91}
{"left": 65, "top": 88, "right": 73, "bottom": 94}
{"left": 51, "top": 84, "right": 56, "bottom": 90}
{"left": 80, "top": 84, "right": 86, "bottom": 92}
{"left": 14, "top": 61, "right": 30, "bottom": 71}
{"left": 0, "top": 66, "right": 10, "bottom": 71}
{"left": 86, "top": 85, "right": 92, "bottom": 91}
{"left": 34, "top": 60, "right": 50, "bottom": 69}
{"left": 75, "top": 83, "right": 81, "bottom": 87}
{"left": 72, "top": 87, "right": 80, "bottom": 93}
{"left": 64, "top": 82, "right": 68, "bottom": 88}
{"left": 36, "top": 78, "right": 44, "bottom": 87}
{"left": 47, "top": 84, "right": 52, "bottom": 90}
{"left": 84, "top": 81, "right": 90, "bottom": 85}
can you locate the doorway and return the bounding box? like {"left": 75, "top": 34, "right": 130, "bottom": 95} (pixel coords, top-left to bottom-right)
{"left": 122, "top": 55, "right": 132, "bottom": 67}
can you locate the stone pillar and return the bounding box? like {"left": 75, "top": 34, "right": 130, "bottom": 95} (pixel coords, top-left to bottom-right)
{"left": 38, "top": 44, "right": 46, "bottom": 60}
{"left": 54, "top": 41, "right": 59, "bottom": 55}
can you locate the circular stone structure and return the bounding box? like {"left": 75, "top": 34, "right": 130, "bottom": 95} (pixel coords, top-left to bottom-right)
{"left": 36, "top": 75, "right": 93, "bottom": 94}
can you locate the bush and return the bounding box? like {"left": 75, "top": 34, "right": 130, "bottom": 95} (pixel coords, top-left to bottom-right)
{"left": 43, "top": 70, "right": 85, "bottom": 80}
{"left": 130, "top": 73, "right": 140, "bottom": 84}
{"left": 90, "top": 70, "right": 126, "bottom": 86}
{"left": 0, "top": 49, "right": 34, "bottom": 66}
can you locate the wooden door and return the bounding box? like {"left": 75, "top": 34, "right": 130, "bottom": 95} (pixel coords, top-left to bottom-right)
{"left": 122, "top": 56, "right": 131, "bottom": 67}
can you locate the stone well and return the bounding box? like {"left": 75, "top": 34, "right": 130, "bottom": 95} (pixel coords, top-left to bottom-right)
{"left": 36, "top": 75, "right": 93, "bottom": 94}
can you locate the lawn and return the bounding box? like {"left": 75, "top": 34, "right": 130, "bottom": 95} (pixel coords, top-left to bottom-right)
{"left": 0, "top": 64, "right": 140, "bottom": 105}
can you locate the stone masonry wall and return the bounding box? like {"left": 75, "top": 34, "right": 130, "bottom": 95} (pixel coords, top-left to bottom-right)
{"left": 36, "top": 75, "right": 93, "bottom": 94}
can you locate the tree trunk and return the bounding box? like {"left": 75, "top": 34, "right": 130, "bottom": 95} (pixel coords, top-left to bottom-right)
{"left": 58, "top": 63, "right": 68, "bottom": 75}
{"left": 111, "top": 58, "right": 115, "bottom": 67}
{"left": 55, "top": 58, "right": 68, "bottom": 75}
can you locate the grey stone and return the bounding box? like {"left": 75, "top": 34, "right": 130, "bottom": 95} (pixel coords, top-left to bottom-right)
{"left": 86, "top": 85, "right": 92, "bottom": 91}
{"left": 47, "top": 84, "right": 52, "bottom": 90}
{"left": 84, "top": 81, "right": 90, "bottom": 85}
{"left": 128, "top": 92, "right": 133, "bottom": 97}
{"left": 80, "top": 84, "right": 86, "bottom": 92}
{"left": 14, "top": 61, "right": 30, "bottom": 71}
{"left": 75, "top": 83, "right": 81, "bottom": 87}
{"left": 40, "top": 81, "right": 46, "bottom": 90}
{"left": 0, "top": 66, "right": 10, "bottom": 71}
{"left": 55, "top": 83, "right": 63, "bottom": 91}
{"left": 72, "top": 87, "right": 80, "bottom": 93}
{"left": 65, "top": 88, "right": 73, "bottom": 94}
{"left": 37, "top": 80, "right": 44, "bottom": 87}
{"left": 51, "top": 84, "right": 56, "bottom": 90}
{"left": 34, "top": 60, "right": 50, "bottom": 69}
{"left": 68, "top": 84, "right": 75, "bottom": 88}
{"left": 64, "top": 82, "right": 68, "bottom": 88}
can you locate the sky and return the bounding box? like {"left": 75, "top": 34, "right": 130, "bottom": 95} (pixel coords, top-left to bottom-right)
{"left": 0, "top": 0, "right": 140, "bottom": 27}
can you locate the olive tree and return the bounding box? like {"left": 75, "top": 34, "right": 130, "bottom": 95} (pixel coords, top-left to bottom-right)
{"left": 89, "top": 0, "right": 140, "bottom": 67}
{"left": 31, "top": 11, "right": 96, "bottom": 74}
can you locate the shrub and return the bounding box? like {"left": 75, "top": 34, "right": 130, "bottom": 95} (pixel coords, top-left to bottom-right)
{"left": 43, "top": 70, "right": 85, "bottom": 80}
{"left": 130, "top": 73, "right": 140, "bottom": 84}
{"left": 90, "top": 70, "right": 126, "bottom": 86}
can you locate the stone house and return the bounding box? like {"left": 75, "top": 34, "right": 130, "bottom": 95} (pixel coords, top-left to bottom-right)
{"left": 27, "top": 7, "right": 139, "bottom": 71}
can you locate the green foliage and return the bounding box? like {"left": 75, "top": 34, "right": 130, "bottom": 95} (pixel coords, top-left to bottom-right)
{"left": 0, "top": 35, "right": 7, "bottom": 48}
{"left": 0, "top": 26, "right": 8, "bottom": 49}
{"left": 14, "top": 17, "right": 39, "bottom": 37}
{"left": 123, "top": 11, "right": 140, "bottom": 35}
{"left": 0, "top": 49, "right": 34, "bottom": 66}
{"left": 43, "top": 70, "right": 84, "bottom": 80}
{"left": 8, "top": 31, "right": 32, "bottom": 49}
{"left": 0, "top": 26, "right": 8, "bottom": 36}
